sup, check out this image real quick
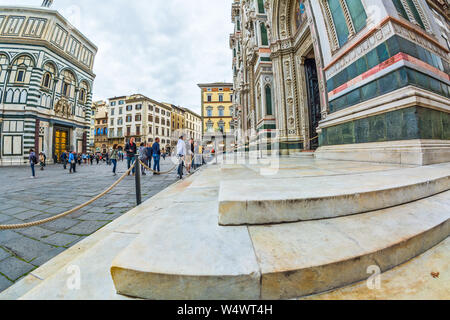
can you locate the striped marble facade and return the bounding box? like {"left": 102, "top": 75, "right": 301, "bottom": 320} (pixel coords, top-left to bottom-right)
{"left": 0, "top": 6, "right": 96, "bottom": 166}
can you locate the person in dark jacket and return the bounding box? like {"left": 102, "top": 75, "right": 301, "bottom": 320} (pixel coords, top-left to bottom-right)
{"left": 61, "top": 151, "right": 68, "bottom": 170}
{"left": 152, "top": 137, "right": 161, "bottom": 175}
{"left": 124, "top": 138, "right": 137, "bottom": 175}
{"left": 69, "top": 151, "right": 77, "bottom": 173}
{"left": 29, "top": 149, "right": 37, "bottom": 178}
{"left": 145, "top": 143, "right": 153, "bottom": 171}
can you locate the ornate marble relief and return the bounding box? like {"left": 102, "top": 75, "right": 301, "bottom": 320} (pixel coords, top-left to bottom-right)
{"left": 318, "top": 0, "right": 340, "bottom": 52}
{"left": 392, "top": 21, "right": 448, "bottom": 62}
{"left": 325, "top": 22, "right": 394, "bottom": 79}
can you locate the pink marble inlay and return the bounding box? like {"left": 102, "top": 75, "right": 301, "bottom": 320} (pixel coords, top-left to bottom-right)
{"left": 328, "top": 53, "right": 449, "bottom": 100}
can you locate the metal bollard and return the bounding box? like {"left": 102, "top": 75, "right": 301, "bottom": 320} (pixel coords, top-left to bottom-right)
{"left": 135, "top": 154, "right": 142, "bottom": 206}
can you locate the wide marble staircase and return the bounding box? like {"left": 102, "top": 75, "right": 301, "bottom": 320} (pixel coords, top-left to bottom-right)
{"left": 1, "top": 157, "right": 449, "bottom": 300}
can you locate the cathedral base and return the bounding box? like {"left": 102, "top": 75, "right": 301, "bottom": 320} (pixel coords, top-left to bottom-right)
{"left": 315, "top": 139, "right": 450, "bottom": 166}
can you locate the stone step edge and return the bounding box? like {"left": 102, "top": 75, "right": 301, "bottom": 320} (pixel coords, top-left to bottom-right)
{"left": 268, "top": 220, "right": 450, "bottom": 300}
{"left": 108, "top": 199, "right": 449, "bottom": 300}
{"left": 218, "top": 175, "right": 449, "bottom": 225}
{"left": 110, "top": 218, "right": 450, "bottom": 300}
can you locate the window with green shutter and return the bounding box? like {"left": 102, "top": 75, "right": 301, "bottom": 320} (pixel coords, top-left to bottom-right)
{"left": 260, "top": 23, "right": 269, "bottom": 46}
{"left": 258, "top": 0, "right": 265, "bottom": 13}
{"left": 392, "top": 0, "right": 409, "bottom": 20}
{"left": 328, "top": 0, "right": 350, "bottom": 47}
{"left": 345, "top": 0, "right": 367, "bottom": 33}
{"left": 265, "top": 86, "right": 273, "bottom": 116}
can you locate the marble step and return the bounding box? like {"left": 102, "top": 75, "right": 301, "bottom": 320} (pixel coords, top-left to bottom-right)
{"left": 110, "top": 191, "right": 450, "bottom": 300}
{"left": 300, "top": 237, "right": 450, "bottom": 300}
{"left": 218, "top": 163, "right": 450, "bottom": 225}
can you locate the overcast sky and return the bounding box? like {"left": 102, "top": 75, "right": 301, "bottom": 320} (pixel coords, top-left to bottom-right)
{"left": 2, "top": 0, "right": 234, "bottom": 114}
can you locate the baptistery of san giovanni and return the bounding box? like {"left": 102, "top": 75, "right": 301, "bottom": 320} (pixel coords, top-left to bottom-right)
{"left": 0, "top": 6, "right": 96, "bottom": 165}
{"left": 231, "top": 0, "right": 449, "bottom": 165}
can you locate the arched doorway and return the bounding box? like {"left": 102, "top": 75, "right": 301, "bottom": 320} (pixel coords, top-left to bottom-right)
{"left": 269, "top": 0, "right": 327, "bottom": 152}
{"left": 304, "top": 55, "right": 322, "bottom": 150}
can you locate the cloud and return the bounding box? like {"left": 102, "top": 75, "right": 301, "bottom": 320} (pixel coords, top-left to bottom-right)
{"left": 1, "top": 0, "right": 234, "bottom": 114}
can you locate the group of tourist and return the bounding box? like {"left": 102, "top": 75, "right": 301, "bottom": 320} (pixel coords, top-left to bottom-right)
{"left": 120, "top": 136, "right": 206, "bottom": 180}
{"left": 176, "top": 135, "right": 205, "bottom": 180}
{"left": 28, "top": 136, "right": 207, "bottom": 180}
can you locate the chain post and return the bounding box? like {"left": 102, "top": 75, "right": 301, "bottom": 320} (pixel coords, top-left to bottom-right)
{"left": 135, "top": 153, "right": 142, "bottom": 205}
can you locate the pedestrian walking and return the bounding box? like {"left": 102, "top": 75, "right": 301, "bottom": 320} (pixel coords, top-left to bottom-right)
{"left": 29, "top": 148, "right": 37, "bottom": 178}
{"left": 152, "top": 138, "right": 161, "bottom": 175}
{"left": 69, "top": 151, "right": 77, "bottom": 173}
{"left": 138, "top": 143, "right": 147, "bottom": 176}
{"left": 194, "top": 141, "right": 201, "bottom": 170}
{"left": 39, "top": 152, "right": 46, "bottom": 171}
{"left": 124, "top": 138, "right": 137, "bottom": 176}
{"left": 185, "top": 138, "right": 194, "bottom": 174}
{"left": 96, "top": 154, "right": 100, "bottom": 165}
{"left": 110, "top": 144, "right": 119, "bottom": 176}
{"left": 176, "top": 136, "right": 186, "bottom": 179}
{"left": 61, "top": 151, "right": 68, "bottom": 170}
{"left": 145, "top": 143, "right": 153, "bottom": 171}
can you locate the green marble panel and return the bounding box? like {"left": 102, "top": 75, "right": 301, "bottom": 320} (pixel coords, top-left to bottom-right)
{"left": 379, "top": 71, "right": 399, "bottom": 95}
{"left": 355, "top": 56, "right": 368, "bottom": 74}
{"left": 355, "top": 117, "right": 369, "bottom": 144}
{"left": 443, "top": 112, "right": 450, "bottom": 140}
{"left": 376, "top": 42, "right": 390, "bottom": 63}
{"left": 386, "top": 35, "right": 400, "bottom": 56}
{"left": 361, "top": 80, "right": 378, "bottom": 100}
{"left": 386, "top": 109, "right": 403, "bottom": 141}
{"left": 347, "top": 88, "right": 361, "bottom": 106}
{"left": 402, "top": 107, "right": 419, "bottom": 139}
{"left": 369, "top": 113, "right": 387, "bottom": 142}
{"left": 366, "top": 49, "right": 379, "bottom": 69}
{"left": 341, "top": 121, "right": 355, "bottom": 144}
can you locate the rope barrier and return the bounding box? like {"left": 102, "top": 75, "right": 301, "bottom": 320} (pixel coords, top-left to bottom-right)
{"left": 139, "top": 159, "right": 178, "bottom": 175}
{"left": 0, "top": 162, "right": 137, "bottom": 230}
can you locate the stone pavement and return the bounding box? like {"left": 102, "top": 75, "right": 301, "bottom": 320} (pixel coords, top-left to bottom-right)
{"left": 0, "top": 158, "right": 179, "bottom": 293}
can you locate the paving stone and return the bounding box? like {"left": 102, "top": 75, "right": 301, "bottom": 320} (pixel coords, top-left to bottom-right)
{"left": 16, "top": 226, "right": 56, "bottom": 241}
{"left": 0, "top": 231, "right": 22, "bottom": 244}
{"left": 85, "top": 206, "right": 109, "bottom": 213}
{"left": 1, "top": 207, "right": 28, "bottom": 215}
{"left": 42, "top": 233, "right": 80, "bottom": 247}
{"left": 109, "top": 203, "right": 133, "bottom": 208}
{"left": 0, "top": 247, "right": 11, "bottom": 261}
{"left": 0, "top": 161, "right": 179, "bottom": 293}
{"left": 2, "top": 236, "right": 56, "bottom": 262}
{"left": 30, "top": 247, "right": 66, "bottom": 267}
{"left": 0, "top": 257, "right": 35, "bottom": 281}
{"left": 77, "top": 212, "right": 113, "bottom": 221}
{"left": 0, "top": 275, "right": 12, "bottom": 292}
{"left": 41, "top": 218, "right": 80, "bottom": 232}
{"left": 0, "top": 214, "right": 12, "bottom": 223}
{"left": 14, "top": 211, "right": 48, "bottom": 221}
{"left": 24, "top": 213, "right": 51, "bottom": 222}
{"left": 65, "top": 221, "right": 110, "bottom": 236}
